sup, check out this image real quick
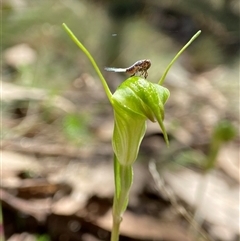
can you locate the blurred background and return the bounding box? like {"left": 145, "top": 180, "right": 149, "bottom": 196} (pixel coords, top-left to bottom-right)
{"left": 1, "top": 0, "right": 239, "bottom": 241}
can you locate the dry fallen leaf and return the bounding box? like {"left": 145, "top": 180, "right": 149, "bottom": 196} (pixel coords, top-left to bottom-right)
{"left": 163, "top": 168, "right": 240, "bottom": 239}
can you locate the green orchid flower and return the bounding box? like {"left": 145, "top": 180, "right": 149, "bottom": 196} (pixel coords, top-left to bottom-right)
{"left": 62, "top": 23, "right": 201, "bottom": 241}
{"left": 112, "top": 76, "right": 170, "bottom": 166}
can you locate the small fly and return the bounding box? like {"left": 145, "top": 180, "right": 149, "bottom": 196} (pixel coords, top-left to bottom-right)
{"left": 104, "top": 59, "right": 151, "bottom": 79}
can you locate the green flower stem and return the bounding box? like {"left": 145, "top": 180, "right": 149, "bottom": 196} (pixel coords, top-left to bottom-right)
{"left": 111, "top": 216, "right": 121, "bottom": 241}
{"left": 62, "top": 23, "right": 113, "bottom": 103}
{"left": 111, "top": 155, "right": 133, "bottom": 241}
{"left": 159, "top": 30, "right": 201, "bottom": 85}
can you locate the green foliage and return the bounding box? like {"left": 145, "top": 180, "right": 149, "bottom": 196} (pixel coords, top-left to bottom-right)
{"left": 205, "top": 120, "right": 236, "bottom": 170}
{"left": 36, "top": 234, "right": 50, "bottom": 241}
{"left": 63, "top": 113, "right": 90, "bottom": 145}
{"left": 212, "top": 120, "right": 236, "bottom": 142}
{"left": 171, "top": 149, "right": 205, "bottom": 168}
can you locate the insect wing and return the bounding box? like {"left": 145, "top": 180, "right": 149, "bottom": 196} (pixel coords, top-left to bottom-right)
{"left": 104, "top": 67, "right": 126, "bottom": 73}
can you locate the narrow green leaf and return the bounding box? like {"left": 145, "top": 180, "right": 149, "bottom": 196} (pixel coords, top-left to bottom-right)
{"left": 159, "top": 30, "right": 201, "bottom": 85}
{"left": 62, "top": 23, "right": 113, "bottom": 102}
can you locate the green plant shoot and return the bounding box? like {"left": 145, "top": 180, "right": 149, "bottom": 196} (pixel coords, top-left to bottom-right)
{"left": 62, "top": 23, "right": 201, "bottom": 241}
{"left": 205, "top": 120, "right": 236, "bottom": 171}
